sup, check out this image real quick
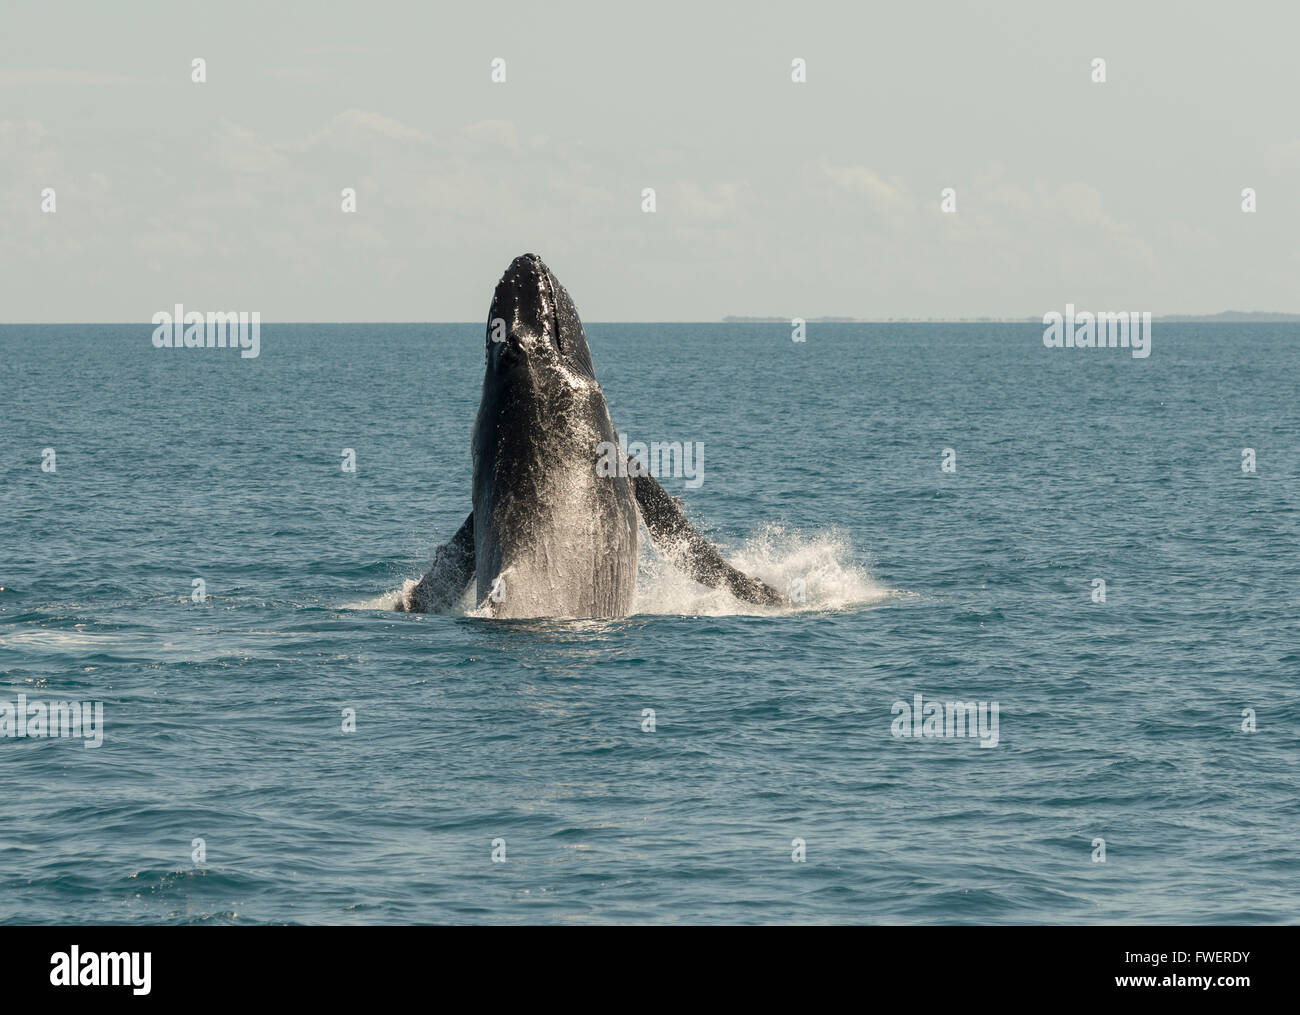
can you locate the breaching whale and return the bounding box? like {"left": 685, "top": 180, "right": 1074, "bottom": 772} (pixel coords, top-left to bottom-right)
{"left": 400, "top": 253, "right": 783, "bottom": 618}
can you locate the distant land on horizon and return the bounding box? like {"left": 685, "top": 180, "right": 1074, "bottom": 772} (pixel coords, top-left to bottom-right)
{"left": 721, "top": 312, "right": 1300, "bottom": 324}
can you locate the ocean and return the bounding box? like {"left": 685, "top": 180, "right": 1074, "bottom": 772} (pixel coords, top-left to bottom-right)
{"left": 1, "top": 321, "right": 1296, "bottom": 924}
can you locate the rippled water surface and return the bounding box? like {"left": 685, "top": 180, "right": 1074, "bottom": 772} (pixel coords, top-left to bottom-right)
{"left": 1, "top": 322, "right": 1296, "bottom": 924}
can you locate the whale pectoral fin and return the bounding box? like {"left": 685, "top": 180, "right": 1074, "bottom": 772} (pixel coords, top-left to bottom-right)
{"left": 399, "top": 511, "right": 476, "bottom": 613}
{"left": 630, "top": 464, "right": 785, "bottom": 607}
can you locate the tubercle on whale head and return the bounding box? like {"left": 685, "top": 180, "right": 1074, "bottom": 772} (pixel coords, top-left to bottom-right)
{"left": 485, "top": 253, "right": 596, "bottom": 379}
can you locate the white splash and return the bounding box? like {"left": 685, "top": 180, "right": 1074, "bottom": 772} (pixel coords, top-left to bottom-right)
{"left": 633, "top": 523, "right": 892, "bottom": 616}
{"left": 368, "top": 524, "right": 893, "bottom": 617}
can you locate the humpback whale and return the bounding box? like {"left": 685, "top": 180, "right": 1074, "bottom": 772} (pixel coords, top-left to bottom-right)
{"left": 400, "top": 253, "right": 783, "bottom": 618}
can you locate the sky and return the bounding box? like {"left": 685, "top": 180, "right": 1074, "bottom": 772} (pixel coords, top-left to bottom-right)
{"left": 3, "top": 0, "right": 1299, "bottom": 322}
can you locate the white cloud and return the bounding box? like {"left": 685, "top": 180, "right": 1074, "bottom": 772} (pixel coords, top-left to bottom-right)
{"left": 822, "top": 166, "right": 906, "bottom": 211}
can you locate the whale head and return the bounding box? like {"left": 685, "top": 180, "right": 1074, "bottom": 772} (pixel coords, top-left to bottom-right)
{"left": 472, "top": 253, "right": 638, "bottom": 618}
{"left": 486, "top": 253, "right": 596, "bottom": 380}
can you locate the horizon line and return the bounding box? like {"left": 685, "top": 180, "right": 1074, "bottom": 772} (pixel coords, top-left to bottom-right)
{"left": 2, "top": 317, "right": 1300, "bottom": 324}
{"left": 4, "top": 313, "right": 1300, "bottom": 326}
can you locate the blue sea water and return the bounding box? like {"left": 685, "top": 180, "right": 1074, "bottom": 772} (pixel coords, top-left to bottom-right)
{"left": 0, "top": 321, "right": 1296, "bottom": 925}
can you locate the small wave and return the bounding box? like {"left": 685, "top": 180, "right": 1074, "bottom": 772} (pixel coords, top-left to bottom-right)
{"left": 0, "top": 628, "right": 125, "bottom": 650}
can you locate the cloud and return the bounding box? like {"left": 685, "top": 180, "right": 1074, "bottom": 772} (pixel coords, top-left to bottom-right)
{"left": 211, "top": 119, "right": 290, "bottom": 175}
{"left": 0, "top": 119, "right": 49, "bottom": 145}
{"left": 1264, "top": 139, "right": 1300, "bottom": 170}
{"left": 675, "top": 181, "right": 746, "bottom": 222}
{"left": 1, "top": 104, "right": 1288, "bottom": 321}
{"left": 461, "top": 120, "right": 520, "bottom": 150}
{"left": 0, "top": 69, "right": 151, "bottom": 86}
{"left": 822, "top": 165, "right": 905, "bottom": 211}
{"left": 296, "top": 110, "right": 434, "bottom": 151}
